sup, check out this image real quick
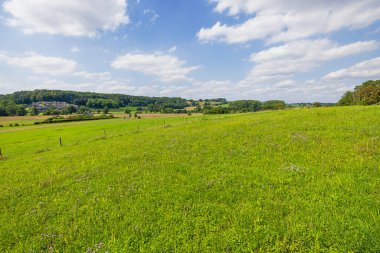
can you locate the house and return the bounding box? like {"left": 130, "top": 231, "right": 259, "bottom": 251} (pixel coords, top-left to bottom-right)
{"left": 32, "top": 101, "right": 72, "bottom": 111}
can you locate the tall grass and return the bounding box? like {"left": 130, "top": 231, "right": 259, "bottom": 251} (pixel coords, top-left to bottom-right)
{"left": 0, "top": 106, "right": 379, "bottom": 252}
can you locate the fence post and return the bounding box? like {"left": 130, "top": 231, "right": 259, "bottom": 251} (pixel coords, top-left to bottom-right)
{"left": 0, "top": 148, "right": 3, "bottom": 159}
{"left": 59, "top": 138, "right": 62, "bottom": 147}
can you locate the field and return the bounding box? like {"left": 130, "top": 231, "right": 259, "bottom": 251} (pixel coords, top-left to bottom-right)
{"left": 0, "top": 106, "right": 379, "bottom": 252}
{"left": 0, "top": 113, "right": 198, "bottom": 129}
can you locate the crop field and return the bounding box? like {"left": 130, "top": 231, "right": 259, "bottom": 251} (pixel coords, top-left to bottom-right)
{"left": 0, "top": 106, "right": 379, "bottom": 252}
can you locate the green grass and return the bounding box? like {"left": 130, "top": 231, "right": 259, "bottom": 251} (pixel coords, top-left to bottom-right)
{"left": 0, "top": 118, "right": 39, "bottom": 127}
{"left": 0, "top": 106, "right": 379, "bottom": 252}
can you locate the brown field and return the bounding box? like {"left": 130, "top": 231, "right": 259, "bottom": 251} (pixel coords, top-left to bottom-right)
{"left": 0, "top": 115, "right": 51, "bottom": 122}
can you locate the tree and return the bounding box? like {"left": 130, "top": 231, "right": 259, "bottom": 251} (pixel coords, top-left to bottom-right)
{"left": 262, "top": 100, "right": 286, "bottom": 110}
{"left": 229, "top": 100, "right": 262, "bottom": 112}
{"left": 312, "top": 102, "right": 321, "bottom": 107}
{"left": 194, "top": 104, "right": 202, "bottom": 112}
{"left": 338, "top": 91, "right": 353, "bottom": 106}
{"left": 5, "top": 104, "right": 17, "bottom": 116}
{"left": 353, "top": 80, "right": 380, "bottom": 105}
{"left": 203, "top": 106, "right": 230, "bottom": 114}
{"left": 124, "top": 108, "right": 131, "bottom": 114}
{"left": 29, "top": 107, "right": 39, "bottom": 116}
{"left": 338, "top": 80, "right": 380, "bottom": 105}
{"left": 51, "top": 109, "right": 60, "bottom": 116}
{"left": 103, "top": 106, "right": 109, "bottom": 114}
{"left": 78, "top": 106, "right": 90, "bottom": 114}
{"left": 0, "top": 107, "right": 8, "bottom": 116}
{"left": 67, "top": 105, "right": 77, "bottom": 114}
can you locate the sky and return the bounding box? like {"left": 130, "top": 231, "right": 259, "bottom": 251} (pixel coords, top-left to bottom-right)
{"left": 0, "top": 0, "right": 379, "bottom": 102}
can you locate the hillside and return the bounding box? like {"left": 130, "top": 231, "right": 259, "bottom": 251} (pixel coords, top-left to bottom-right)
{"left": 0, "top": 106, "right": 380, "bottom": 251}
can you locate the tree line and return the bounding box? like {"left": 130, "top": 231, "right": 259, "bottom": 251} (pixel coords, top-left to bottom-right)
{"left": 0, "top": 89, "right": 189, "bottom": 116}
{"left": 1, "top": 89, "right": 188, "bottom": 107}
{"left": 338, "top": 80, "right": 380, "bottom": 106}
{"left": 203, "top": 100, "right": 286, "bottom": 114}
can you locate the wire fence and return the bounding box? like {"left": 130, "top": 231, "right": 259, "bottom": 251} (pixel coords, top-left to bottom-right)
{"left": 0, "top": 114, "right": 236, "bottom": 160}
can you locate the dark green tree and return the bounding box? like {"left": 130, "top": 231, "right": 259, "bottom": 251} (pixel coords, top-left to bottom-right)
{"left": 338, "top": 91, "right": 353, "bottom": 106}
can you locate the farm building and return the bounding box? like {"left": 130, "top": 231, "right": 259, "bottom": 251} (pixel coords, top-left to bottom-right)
{"left": 32, "top": 101, "right": 73, "bottom": 111}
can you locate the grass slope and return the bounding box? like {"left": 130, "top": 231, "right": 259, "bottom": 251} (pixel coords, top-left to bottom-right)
{"left": 0, "top": 107, "right": 379, "bottom": 252}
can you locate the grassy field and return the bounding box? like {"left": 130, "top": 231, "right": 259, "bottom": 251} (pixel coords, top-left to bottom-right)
{"left": 0, "top": 113, "right": 196, "bottom": 129}
{"left": 0, "top": 106, "right": 379, "bottom": 252}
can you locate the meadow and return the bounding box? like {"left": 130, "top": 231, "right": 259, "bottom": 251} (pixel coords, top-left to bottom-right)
{"left": 0, "top": 106, "right": 379, "bottom": 252}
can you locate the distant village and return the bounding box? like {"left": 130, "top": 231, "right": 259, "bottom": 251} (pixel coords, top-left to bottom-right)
{"left": 31, "top": 101, "right": 75, "bottom": 111}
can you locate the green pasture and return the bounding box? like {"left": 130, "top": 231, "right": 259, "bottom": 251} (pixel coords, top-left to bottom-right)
{"left": 0, "top": 106, "right": 379, "bottom": 252}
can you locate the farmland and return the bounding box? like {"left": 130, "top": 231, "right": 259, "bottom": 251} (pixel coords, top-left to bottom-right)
{"left": 0, "top": 106, "right": 380, "bottom": 252}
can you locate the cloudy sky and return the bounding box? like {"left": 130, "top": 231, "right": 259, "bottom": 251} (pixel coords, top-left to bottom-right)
{"left": 0, "top": 0, "right": 379, "bottom": 102}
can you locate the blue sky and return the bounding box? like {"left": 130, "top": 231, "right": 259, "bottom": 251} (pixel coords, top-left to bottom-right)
{"left": 0, "top": 0, "right": 379, "bottom": 102}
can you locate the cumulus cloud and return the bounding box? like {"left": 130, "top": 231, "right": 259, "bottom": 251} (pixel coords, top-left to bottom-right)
{"left": 0, "top": 51, "right": 77, "bottom": 75}
{"left": 324, "top": 57, "right": 380, "bottom": 80}
{"left": 111, "top": 53, "right": 200, "bottom": 82}
{"left": 73, "top": 71, "right": 113, "bottom": 81}
{"left": 247, "top": 39, "right": 378, "bottom": 80}
{"left": 199, "top": 0, "right": 380, "bottom": 43}
{"left": 150, "top": 77, "right": 349, "bottom": 103}
{"left": 159, "top": 80, "right": 235, "bottom": 98}
{"left": 3, "top": 0, "right": 129, "bottom": 36}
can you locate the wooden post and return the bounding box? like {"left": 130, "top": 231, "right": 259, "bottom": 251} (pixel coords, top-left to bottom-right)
{"left": 104, "top": 130, "right": 107, "bottom": 139}
{"left": 0, "top": 148, "right": 3, "bottom": 159}
{"left": 59, "top": 138, "right": 62, "bottom": 147}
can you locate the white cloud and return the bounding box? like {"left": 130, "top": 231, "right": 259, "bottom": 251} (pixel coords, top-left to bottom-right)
{"left": 70, "top": 46, "right": 80, "bottom": 53}
{"left": 247, "top": 39, "right": 378, "bottom": 80}
{"left": 3, "top": 0, "right": 129, "bottom": 36}
{"left": 0, "top": 51, "right": 77, "bottom": 75}
{"left": 199, "top": 0, "right": 380, "bottom": 43}
{"left": 324, "top": 57, "right": 380, "bottom": 80}
{"left": 168, "top": 46, "right": 177, "bottom": 53}
{"left": 73, "top": 71, "right": 112, "bottom": 81}
{"left": 111, "top": 53, "right": 200, "bottom": 82}
{"left": 143, "top": 9, "right": 159, "bottom": 24}
{"left": 159, "top": 80, "right": 235, "bottom": 98}
{"left": 149, "top": 77, "right": 349, "bottom": 103}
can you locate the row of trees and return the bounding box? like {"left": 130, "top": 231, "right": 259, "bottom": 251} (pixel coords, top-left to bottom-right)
{"left": 338, "top": 80, "right": 380, "bottom": 106}
{"left": 229, "top": 100, "right": 286, "bottom": 112}
{"left": 2, "top": 90, "right": 189, "bottom": 109}
{"left": 202, "top": 100, "right": 286, "bottom": 114}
